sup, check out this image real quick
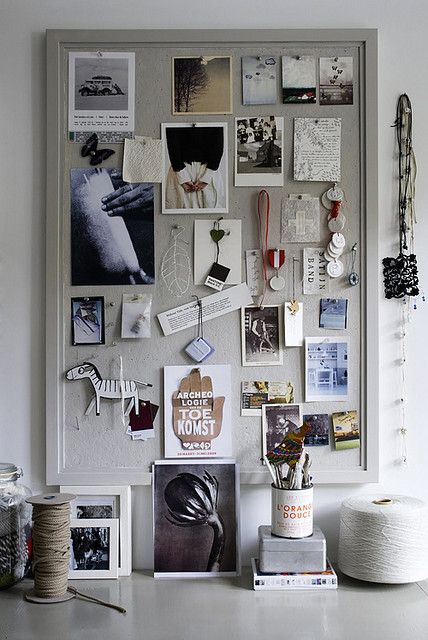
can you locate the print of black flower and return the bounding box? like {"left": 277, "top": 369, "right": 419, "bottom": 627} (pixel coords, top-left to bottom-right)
{"left": 164, "top": 471, "right": 225, "bottom": 572}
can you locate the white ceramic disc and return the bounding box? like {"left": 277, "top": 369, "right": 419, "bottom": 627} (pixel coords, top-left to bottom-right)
{"left": 324, "top": 250, "right": 335, "bottom": 262}
{"left": 327, "top": 186, "right": 344, "bottom": 201}
{"left": 269, "top": 275, "right": 286, "bottom": 291}
{"left": 327, "top": 242, "right": 343, "bottom": 257}
{"left": 327, "top": 259, "right": 344, "bottom": 278}
{"left": 328, "top": 213, "right": 346, "bottom": 232}
{"left": 321, "top": 190, "right": 332, "bottom": 209}
{"left": 331, "top": 232, "right": 346, "bottom": 249}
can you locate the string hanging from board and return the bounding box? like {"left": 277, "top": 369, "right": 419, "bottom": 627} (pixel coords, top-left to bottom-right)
{"left": 256, "top": 189, "right": 270, "bottom": 308}
{"left": 382, "top": 94, "right": 423, "bottom": 465}
{"left": 25, "top": 494, "right": 126, "bottom": 613}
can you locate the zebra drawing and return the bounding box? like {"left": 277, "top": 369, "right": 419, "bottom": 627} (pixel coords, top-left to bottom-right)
{"left": 66, "top": 362, "right": 151, "bottom": 416}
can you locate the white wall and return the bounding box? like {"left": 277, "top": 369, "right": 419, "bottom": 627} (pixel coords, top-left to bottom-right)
{"left": 1, "top": 0, "right": 427, "bottom": 569}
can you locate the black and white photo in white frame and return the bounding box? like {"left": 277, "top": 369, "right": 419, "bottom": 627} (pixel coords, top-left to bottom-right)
{"left": 241, "top": 305, "right": 283, "bottom": 366}
{"left": 69, "top": 518, "right": 119, "bottom": 579}
{"left": 162, "top": 123, "right": 228, "bottom": 215}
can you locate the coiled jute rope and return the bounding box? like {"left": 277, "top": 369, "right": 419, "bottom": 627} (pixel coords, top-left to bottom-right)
{"left": 25, "top": 493, "right": 126, "bottom": 613}
{"left": 338, "top": 495, "right": 428, "bottom": 584}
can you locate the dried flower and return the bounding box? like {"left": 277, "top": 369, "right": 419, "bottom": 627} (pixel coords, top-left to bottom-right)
{"left": 164, "top": 471, "right": 225, "bottom": 571}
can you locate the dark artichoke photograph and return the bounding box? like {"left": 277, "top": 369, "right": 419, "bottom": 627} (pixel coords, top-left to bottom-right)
{"left": 153, "top": 462, "right": 239, "bottom": 576}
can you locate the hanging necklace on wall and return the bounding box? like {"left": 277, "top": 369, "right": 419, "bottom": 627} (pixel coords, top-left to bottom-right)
{"left": 382, "top": 94, "right": 419, "bottom": 300}
{"left": 382, "top": 94, "right": 421, "bottom": 465}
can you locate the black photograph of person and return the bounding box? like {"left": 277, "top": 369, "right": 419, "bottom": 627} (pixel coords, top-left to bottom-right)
{"left": 162, "top": 123, "right": 228, "bottom": 214}
{"left": 241, "top": 305, "right": 283, "bottom": 366}
{"left": 70, "top": 168, "right": 154, "bottom": 286}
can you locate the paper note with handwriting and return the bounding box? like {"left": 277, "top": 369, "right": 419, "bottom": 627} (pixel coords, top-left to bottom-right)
{"left": 294, "top": 118, "right": 341, "bottom": 182}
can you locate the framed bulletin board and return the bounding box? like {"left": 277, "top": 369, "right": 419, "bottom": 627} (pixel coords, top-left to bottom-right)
{"left": 46, "top": 29, "right": 378, "bottom": 485}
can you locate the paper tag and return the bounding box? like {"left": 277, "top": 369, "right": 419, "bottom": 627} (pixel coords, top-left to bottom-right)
{"left": 157, "top": 283, "right": 252, "bottom": 336}
{"left": 303, "top": 248, "right": 329, "bottom": 294}
{"left": 284, "top": 302, "right": 304, "bottom": 346}
{"left": 245, "top": 250, "right": 264, "bottom": 298}
{"left": 204, "top": 263, "right": 230, "bottom": 291}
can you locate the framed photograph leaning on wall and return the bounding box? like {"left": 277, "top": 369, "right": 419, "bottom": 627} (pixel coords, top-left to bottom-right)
{"left": 60, "top": 485, "right": 132, "bottom": 576}
{"left": 69, "top": 518, "right": 119, "bottom": 579}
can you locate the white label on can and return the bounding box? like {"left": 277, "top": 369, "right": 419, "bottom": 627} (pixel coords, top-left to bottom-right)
{"left": 271, "top": 487, "right": 314, "bottom": 538}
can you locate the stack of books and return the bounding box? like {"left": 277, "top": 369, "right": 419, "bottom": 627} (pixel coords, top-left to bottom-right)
{"left": 252, "top": 557, "right": 338, "bottom": 590}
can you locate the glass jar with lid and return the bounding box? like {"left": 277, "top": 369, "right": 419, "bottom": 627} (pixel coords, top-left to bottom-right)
{"left": 0, "top": 463, "right": 32, "bottom": 589}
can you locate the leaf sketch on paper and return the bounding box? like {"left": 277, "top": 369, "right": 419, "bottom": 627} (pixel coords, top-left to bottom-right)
{"left": 161, "top": 226, "right": 191, "bottom": 297}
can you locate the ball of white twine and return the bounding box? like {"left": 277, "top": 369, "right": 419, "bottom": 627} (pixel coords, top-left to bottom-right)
{"left": 338, "top": 495, "right": 428, "bottom": 583}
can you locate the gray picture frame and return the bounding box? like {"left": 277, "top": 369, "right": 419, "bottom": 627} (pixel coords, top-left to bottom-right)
{"left": 46, "top": 29, "right": 378, "bottom": 485}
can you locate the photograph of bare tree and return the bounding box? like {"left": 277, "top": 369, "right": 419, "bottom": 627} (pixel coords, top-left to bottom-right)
{"left": 173, "top": 56, "right": 232, "bottom": 115}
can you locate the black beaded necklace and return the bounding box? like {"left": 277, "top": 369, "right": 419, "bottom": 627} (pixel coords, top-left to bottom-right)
{"left": 382, "top": 94, "right": 419, "bottom": 299}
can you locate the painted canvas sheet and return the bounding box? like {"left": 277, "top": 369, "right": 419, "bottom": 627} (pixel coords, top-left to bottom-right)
{"left": 242, "top": 56, "right": 278, "bottom": 105}
{"left": 282, "top": 55, "right": 316, "bottom": 103}
{"left": 235, "top": 116, "right": 283, "bottom": 187}
{"left": 164, "top": 365, "right": 232, "bottom": 459}
{"left": 153, "top": 460, "right": 240, "bottom": 577}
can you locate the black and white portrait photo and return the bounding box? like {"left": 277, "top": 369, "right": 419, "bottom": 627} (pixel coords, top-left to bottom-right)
{"left": 69, "top": 519, "right": 118, "bottom": 579}
{"left": 235, "top": 116, "right": 283, "bottom": 187}
{"left": 241, "top": 305, "right": 283, "bottom": 366}
{"left": 153, "top": 460, "right": 239, "bottom": 577}
{"left": 262, "top": 403, "right": 301, "bottom": 457}
{"left": 162, "top": 123, "right": 228, "bottom": 214}
{"left": 68, "top": 52, "right": 135, "bottom": 137}
{"left": 173, "top": 56, "right": 232, "bottom": 115}
{"left": 70, "top": 168, "right": 154, "bottom": 286}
